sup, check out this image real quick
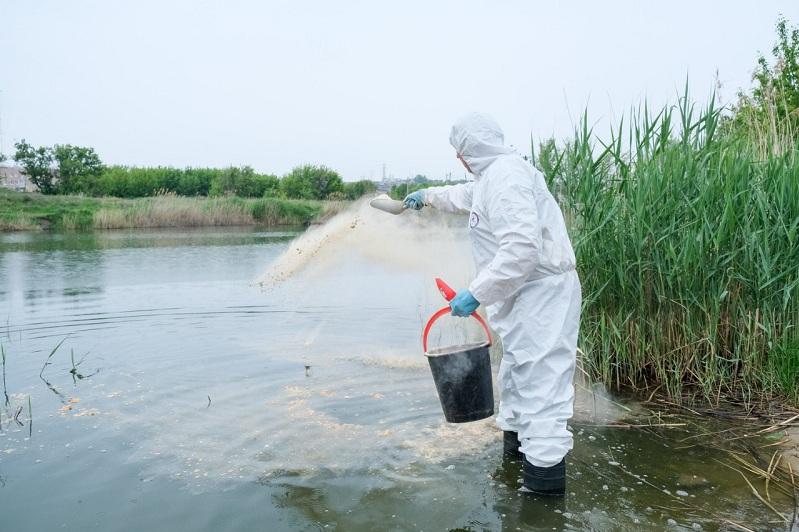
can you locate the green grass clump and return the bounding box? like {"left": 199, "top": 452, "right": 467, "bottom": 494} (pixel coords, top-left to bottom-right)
{"left": 249, "top": 198, "right": 323, "bottom": 225}
{"left": 541, "top": 93, "right": 799, "bottom": 406}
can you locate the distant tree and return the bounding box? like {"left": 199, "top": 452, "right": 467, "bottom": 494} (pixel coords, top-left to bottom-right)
{"left": 412, "top": 174, "right": 428, "bottom": 184}
{"left": 389, "top": 182, "right": 421, "bottom": 200}
{"left": 53, "top": 144, "right": 104, "bottom": 194}
{"left": 728, "top": 16, "right": 799, "bottom": 141}
{"left": 14, "top": 140, "right": 57, "bottom": 193}
{"left": 753, "top": 18, "right": 799, "bottom": 119}
{"left": 280, "top": 164, "right": 344, "bottom": 200}
{"left": 388, "top": 178, "right": 468, "bottom": 200}
{"left": 13, "top": 141, "right": 105, "bottom": 194}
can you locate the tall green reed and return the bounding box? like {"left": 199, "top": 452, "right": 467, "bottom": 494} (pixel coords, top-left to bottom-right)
{"left": 541, "top": 90, "right": 799, "bottom": 406}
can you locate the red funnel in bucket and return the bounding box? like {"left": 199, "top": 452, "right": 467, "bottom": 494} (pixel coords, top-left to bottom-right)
{"left": 423, "top": 279, "right": 494, "bottom": 423}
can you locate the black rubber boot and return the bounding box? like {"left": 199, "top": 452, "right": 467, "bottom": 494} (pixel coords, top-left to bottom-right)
{"left": 503, "top": 431, "right": 523, "bottom": 460}
{"left": 523, "top": 456, "right": 566, "bottom": 496}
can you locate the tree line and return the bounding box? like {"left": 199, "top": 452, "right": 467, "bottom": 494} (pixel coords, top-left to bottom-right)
{"left": 11, "top": 141, "right": 376, "bottom": 200}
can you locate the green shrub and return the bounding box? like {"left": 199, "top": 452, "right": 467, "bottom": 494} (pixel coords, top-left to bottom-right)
{"left": 249, "top": 198, "right": 322, "bottom": 224}
{"left": 280, "top": 164, "right": 344, "bottom": 200}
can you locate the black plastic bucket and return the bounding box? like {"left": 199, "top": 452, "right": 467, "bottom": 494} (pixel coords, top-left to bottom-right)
{"left": 422, "top": 306, "right": 494, "bottom": 423}
{"left": 425, "top": 343, "right": 494, "bottom": 423}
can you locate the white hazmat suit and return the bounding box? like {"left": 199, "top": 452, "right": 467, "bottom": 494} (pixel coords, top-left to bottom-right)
{"left": 423, "top": 113, "right": 581, "bottom": 467}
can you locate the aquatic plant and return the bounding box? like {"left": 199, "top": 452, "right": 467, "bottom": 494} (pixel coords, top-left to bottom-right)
{"left": 541, "top": 89, "right": 799, "bottom": 407}
{"left": 39, "top": 338, "right": 66, "bottom": 378}
{"left": 68, "top": 349, "right": 99, "bottom": 383}
{"left": 1, "top": 344, "right": 8, "bottom": 407}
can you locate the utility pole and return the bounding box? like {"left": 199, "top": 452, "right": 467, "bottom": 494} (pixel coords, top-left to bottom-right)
{"left": 0, "top": 89, "right": 4, "bottom": 160}
{"left": 381, "top": 163, "right": 386, "bottom": 181}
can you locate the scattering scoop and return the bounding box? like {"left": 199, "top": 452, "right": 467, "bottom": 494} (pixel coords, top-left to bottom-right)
{"left": 369, "top": 194, "right": 407, "bottom": 215}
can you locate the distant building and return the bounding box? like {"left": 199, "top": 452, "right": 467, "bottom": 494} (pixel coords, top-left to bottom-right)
{"left": 0, "top": 165, "right": 36, "bottom": 192}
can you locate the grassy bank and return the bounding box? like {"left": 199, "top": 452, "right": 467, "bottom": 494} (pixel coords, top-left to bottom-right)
{"left": 542, "top": 97, "right": 799, "bottom": 407}
{"left": 0, "top": 190, "right": 345, "bottom": 231}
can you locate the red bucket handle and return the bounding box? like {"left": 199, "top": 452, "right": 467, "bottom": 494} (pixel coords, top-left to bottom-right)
{"left": 422, "top": 307, "right": 492, "bottom": 353}
{"left": 422, "top": 278, "right": 492, "bottom": 353}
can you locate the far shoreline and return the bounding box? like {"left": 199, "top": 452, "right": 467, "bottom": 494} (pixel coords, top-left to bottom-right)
{"left": 0, "top": 189, "right": 349, "bottom": 232}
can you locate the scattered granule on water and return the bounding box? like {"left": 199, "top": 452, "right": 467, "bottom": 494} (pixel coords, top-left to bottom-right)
{"left": 667, "top": 519, "right": 677, "bottom": 526}
{"left": 608, "top": 461, "right": 620, "bottom": 466}
{"left": 602, "top": 484, "right": 609, "bottom": 490}
{"left": 675, "top": 490, "right": 688, "bottom": 497}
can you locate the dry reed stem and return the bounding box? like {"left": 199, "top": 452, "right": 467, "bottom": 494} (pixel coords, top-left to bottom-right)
{"left": 734, "top": 468, "right": 788, "bottom": 524}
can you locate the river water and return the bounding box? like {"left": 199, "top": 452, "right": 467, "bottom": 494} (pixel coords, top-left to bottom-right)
{"left": 0, "top": 225, "right": 795, "bottom": 531}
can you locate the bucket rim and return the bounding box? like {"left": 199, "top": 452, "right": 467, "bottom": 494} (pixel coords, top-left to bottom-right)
{"left": 424, "top": 341, "right": 491, "bottom": 357}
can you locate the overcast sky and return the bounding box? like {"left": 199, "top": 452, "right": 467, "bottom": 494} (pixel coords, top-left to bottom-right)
{"left": 2, "top": 1, "right": 798, "bottom": 181}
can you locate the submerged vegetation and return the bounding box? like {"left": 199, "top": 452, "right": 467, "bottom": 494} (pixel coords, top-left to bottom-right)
{"left": 0, "top": 189, "right": 343, "bottom": 230}
{"left": 539, "top": 18, "right": 799, "bottom": 407}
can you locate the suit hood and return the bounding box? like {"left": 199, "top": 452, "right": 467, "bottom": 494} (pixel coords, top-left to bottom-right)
{"left": 449, "top": 112, "right": 514, "bottom": 176}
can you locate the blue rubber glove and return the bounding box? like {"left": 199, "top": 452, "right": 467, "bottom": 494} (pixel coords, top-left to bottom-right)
{"left": 403, "top": 190, "right": 425, "bottom": 210}
{"left": 450, "top": 290, "right": 480, "bottom": 317}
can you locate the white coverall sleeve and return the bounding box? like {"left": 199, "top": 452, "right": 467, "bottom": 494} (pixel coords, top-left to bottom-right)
{"left": 468, "top": 177, "right": 541, "bottom": 306}
{"left": 422, "top": 182, "right": 473, "bottom": 214}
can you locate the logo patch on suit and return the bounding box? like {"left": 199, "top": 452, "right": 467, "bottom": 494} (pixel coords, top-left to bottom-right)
{"left": 469, "top": 212, "right": 480, "bottom": 228}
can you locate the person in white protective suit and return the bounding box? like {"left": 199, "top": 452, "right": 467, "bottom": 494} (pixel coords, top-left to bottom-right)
{"left": 403, "top": 112, "right": 581, "bottom": 496}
